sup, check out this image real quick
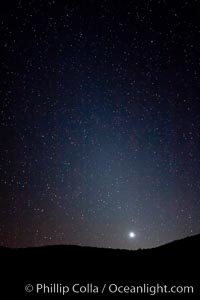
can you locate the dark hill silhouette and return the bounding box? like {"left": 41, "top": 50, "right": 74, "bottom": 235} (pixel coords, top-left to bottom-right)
{"left": 1, "top": 234, "right": 199, "bottom": 298}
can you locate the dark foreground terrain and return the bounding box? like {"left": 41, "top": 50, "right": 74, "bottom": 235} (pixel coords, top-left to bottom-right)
{"left": 1, "top": 234, "right": 199, "bottom": 299}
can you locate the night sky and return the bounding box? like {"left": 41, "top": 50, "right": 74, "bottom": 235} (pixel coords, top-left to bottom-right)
{"left": 0, "top": 0, "right": 200, "bottom": 250}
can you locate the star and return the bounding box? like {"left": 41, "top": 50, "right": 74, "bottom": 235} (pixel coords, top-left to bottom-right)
{"left": 129, "top": 232, "right": 136, "bottom": 239}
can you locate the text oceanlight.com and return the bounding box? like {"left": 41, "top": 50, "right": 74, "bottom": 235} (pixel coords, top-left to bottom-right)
{"left": 25, "top": 283, "right": 194, "bottom": 296}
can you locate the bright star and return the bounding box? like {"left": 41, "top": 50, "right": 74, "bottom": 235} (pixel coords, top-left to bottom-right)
{"left": 129, "top": 232, "right": 136, "bottom": 238}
